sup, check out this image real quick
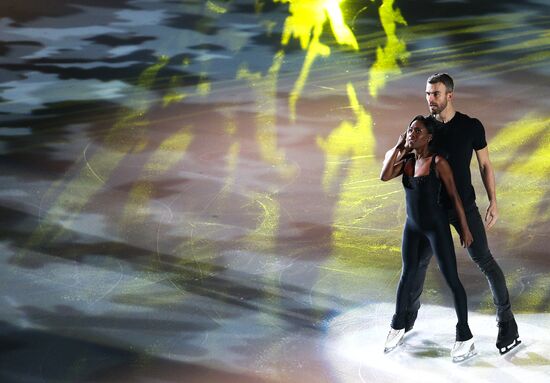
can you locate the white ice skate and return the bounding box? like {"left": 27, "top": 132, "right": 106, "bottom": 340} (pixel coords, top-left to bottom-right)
{"left": 384, "top": 328, "right": 405, "bottom": 353}
{"left": 451, "top": 338, "right": 476, "bottom": 363}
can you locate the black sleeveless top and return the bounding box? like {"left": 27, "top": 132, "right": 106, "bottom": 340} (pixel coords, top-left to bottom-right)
{"left": 402, "top": 154, "right": 446, "bottom": 229}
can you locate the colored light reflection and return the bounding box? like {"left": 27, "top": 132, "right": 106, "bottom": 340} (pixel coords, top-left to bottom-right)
{"left": 277, "top": 0, "right": 359, "bottom": 120}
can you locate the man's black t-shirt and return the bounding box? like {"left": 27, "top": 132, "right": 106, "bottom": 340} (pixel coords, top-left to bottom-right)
{"left": 432, "top": 111, "right": 487, "bottom": 209}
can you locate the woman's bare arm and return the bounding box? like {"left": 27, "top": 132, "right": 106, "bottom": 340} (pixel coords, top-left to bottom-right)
{"left": 435, "top": 156, "right": 473, "bottom": 247}
{"left": 380, "top": 133, "right": 410, "bottom": 181}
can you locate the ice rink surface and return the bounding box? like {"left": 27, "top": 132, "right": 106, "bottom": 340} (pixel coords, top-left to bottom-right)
{"left": 327, "top": 303, "right": 550, "bottom": 383}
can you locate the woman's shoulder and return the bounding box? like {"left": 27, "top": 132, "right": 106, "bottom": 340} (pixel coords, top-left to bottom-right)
{"left": 433, "top": 154, "right": 452, "bottom": 174}
{"left": 434, "top": 153, "right": 448, "bottom": 163}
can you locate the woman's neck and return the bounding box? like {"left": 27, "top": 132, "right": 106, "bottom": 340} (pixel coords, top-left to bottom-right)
{"left": 414, "top": 148, "right": 432, "bottom": 160}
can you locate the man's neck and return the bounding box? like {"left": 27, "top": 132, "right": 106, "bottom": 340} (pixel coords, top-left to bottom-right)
{"left": 435, "top": 107, "right": 456, "bottom": 123}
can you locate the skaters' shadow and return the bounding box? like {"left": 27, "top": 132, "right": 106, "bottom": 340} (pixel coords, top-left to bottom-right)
{"left": 406, "top": 338, "right": 449, "bottom": 358}
{"left": 3, "top": 204, "right": 348, "bottom": 332}
{"left": 507, "top": 348, "right": 550, "bottom": 367}
{"left": 0, "top": 320, "right": 268, "bottom": 383}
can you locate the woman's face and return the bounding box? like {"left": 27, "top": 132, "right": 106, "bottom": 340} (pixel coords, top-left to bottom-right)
{"left": 406, "top": 120, "right": 432, "bottom": 150}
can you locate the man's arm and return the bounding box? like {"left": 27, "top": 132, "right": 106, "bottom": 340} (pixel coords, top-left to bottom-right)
{"left": 475, "top": 146, "right": 498, "bottom": 229}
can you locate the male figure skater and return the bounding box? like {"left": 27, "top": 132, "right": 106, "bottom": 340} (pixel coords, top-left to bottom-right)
{"left": 405, "top": 73, "right": 521, "bottom": 355}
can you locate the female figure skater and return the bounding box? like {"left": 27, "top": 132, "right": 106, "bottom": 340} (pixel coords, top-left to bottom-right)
{"left": 380, "top": 115, "right": 475, "bottom": 362}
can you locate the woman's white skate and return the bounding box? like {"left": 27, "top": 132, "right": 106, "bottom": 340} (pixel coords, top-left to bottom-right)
{"left": 384, "top": 328, "right": 405, "bottom": 353}
{"left": 451, "top": 338, "right": 477, "bottom": 362}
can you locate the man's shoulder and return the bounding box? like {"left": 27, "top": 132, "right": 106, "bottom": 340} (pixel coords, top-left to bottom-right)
{"left": 454, "top": 111, "right": 484, "bottom": 128}
{"left": 455, "top": 112, "right": 487, "bottom": 150}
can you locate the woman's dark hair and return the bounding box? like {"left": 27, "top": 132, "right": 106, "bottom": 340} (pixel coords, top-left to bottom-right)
{"left": 408, "top": 114, "right": 440, "bottom": 152}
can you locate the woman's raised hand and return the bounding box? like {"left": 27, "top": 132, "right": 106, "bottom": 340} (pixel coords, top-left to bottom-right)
{"left": 396, "top": 132, "right": 407, "bottom": 150}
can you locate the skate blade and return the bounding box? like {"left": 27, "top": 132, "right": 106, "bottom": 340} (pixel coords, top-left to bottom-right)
{"left": 499, "top": 338, "right": 521, "bottom": 355}
{"left": 452, "top": 349, "right": 477, "bottom": 363}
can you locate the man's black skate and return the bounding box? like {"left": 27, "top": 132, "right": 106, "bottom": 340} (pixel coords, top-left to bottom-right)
{"left": 496, "top": 318, "right": 521, "bottom": 355}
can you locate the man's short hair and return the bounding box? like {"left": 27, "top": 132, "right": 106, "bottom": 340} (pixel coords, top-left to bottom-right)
{"left": 427, "top": 73, "right": 454, "bottom": 93}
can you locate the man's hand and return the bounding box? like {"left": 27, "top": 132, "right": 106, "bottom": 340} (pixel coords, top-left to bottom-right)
{"left": 485, "top": 200, "right": 498, "bottom": 229}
